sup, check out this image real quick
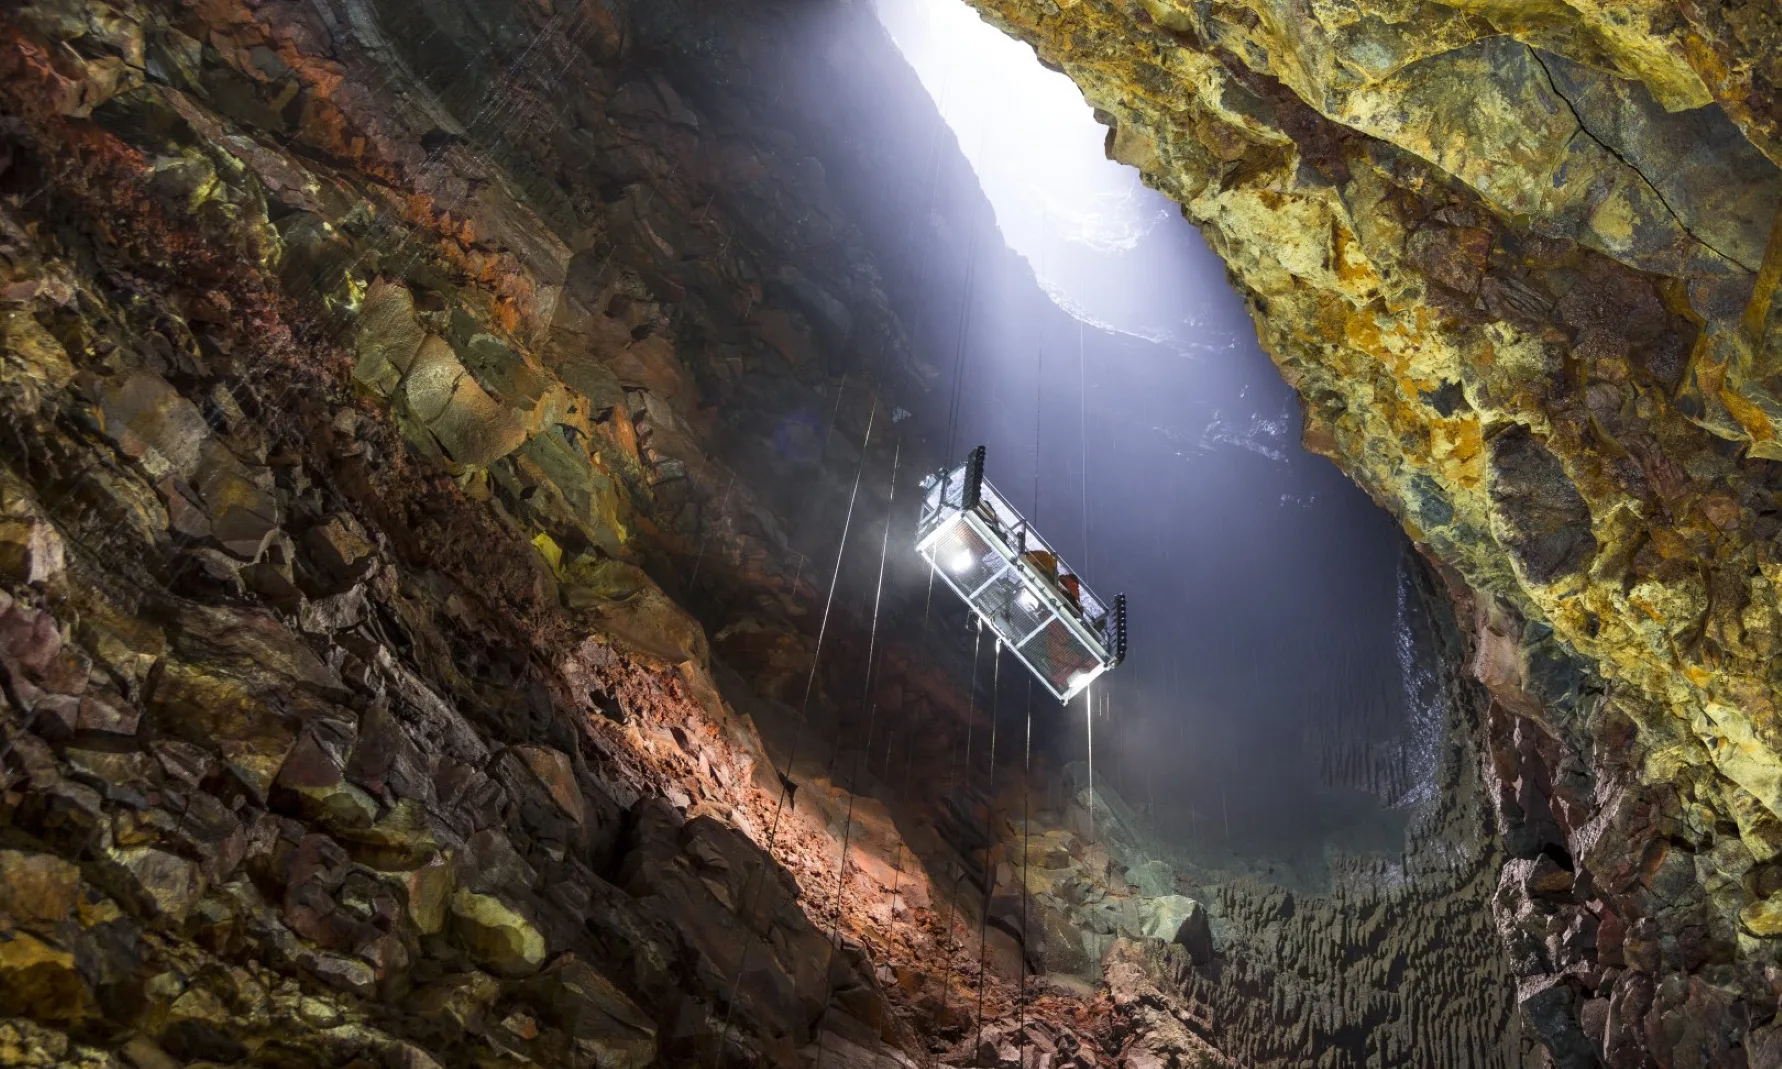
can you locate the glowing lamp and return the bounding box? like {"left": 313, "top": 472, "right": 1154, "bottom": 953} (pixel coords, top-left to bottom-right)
{"left": 917, "top": 446, "right": 1126, "bottom": 703}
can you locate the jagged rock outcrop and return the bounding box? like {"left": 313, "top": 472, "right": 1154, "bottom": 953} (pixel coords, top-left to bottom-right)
{"left": 961, "top": 0, "right": 1782, "bottom": 1064}
{"left": 0, "top": 0, "right": 1023, "bottom": 1063}
{"left": 13, "top": 0, "right": 1763, "bottom": 1062}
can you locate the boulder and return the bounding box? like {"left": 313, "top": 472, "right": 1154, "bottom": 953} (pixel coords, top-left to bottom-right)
{"left": 352, "top": 279, "right": 426, "bottom": 395}
{"left": 512, "top": 744, "right": 587, "bottom": 827}
{"left": 0, "top": 850, "right": 80, "bottom": 928}
{"left": 527, "top": 955, "right": 657, "bottom": 1069}
{"left": 0, "top": 482, "right": 65, "bottom": 588}
{"left": 449, "top": 889, "right": 548, "bottom": 976}
{"left": 1139, "top": 896, "right": 1213, "bottom": 964}
{"left": 1745, "top": 895, "right": 1782, "bottom": 938}
{"left": 100, "top": 845, "right": 205, "bottom": 926}
{"left": 399, "top": 336, "right": 528, "bottom": 468}
{"left": 97, "top": 370, "right": 208, "bottom": 480}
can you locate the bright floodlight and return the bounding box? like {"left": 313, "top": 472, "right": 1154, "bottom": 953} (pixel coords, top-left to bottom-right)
{"left": 916, "top": 446, "right": 1126, "bottom": 703}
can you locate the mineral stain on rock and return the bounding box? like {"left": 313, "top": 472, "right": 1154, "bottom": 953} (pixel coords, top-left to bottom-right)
{"left": 1486, "top": 425, "right": 1597, "bottom": 585}
{"left": 960, "top": 0, "right": 1782, "bottom": 1062}
{"left": 3, "top": 0, "right": 1782, "bottom": 1065}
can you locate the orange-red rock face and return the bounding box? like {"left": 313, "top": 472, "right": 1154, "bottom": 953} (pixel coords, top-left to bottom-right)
{"left": 13, "top": 0, "right": 1781, "bottom": 1063}
{"left": 0, "top": 0, "right": 1033, "bottom": 1064}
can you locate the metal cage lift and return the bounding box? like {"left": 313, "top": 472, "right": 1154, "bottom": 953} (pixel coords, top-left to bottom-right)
{"left": 917, "top": 447, "right": 1127, "bottom": 703}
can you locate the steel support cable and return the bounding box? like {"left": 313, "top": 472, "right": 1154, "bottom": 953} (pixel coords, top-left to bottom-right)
{"left": 822, "top": 374, "right": 852, "bottom": 458}
{"left": 709, "top": 400, "right": 879, "bottom": 1069}
{"left": 103, "top": 0, "right": 594, "bottom": 445}
{"left": 922, "top": 561, "right": 938, "bottom": 628}
{"left": 1032, "top": 341, "right": 1043, "bottom": 523}
{"left": 1017, "top": 677, "right": 1033, "bottom": 1069}
{"left": 8, "top": 63, "right": 636, "bottom": 707}
{"left": 813, "top": 440, "right": 900, "bottom": 1066}
{"left": 935, "top": 619, "right": 983, "bottom": 1019}
{"left": 1084, "top": 678, "right": 1095, "bottom": 966}
{"left": 1079, "top": 319, "right": 1091, "bottom": 572}
{"left": 32, "top": 0, "right": 577, "bottom": 602}
{"left": 942, "top": 122, "right": 992, "bottom": 468}
{"left": 907, "top": 68, "right": 954, "bottom": 283}
{"left": 688, "top": 469, "right": 738, "bottom": 590}
{"left": 327, "top": 6, "right": 578, "bottom": 287}
{"left": 326, "top": 3, "right": 595, "bottom": 318}
{"left": 884, "top": 709, "right": 919, "bottom": 931}
{"left": 790, "top": 372, "right": 853, "bottom": 585}
{"left": 971, "top": 640, "right": 1002, "bottom": 1067}
{"left": 942, "top": 232, "right": 980, "bottom": 467}
{"left": 911, "top": 82, "right": 949, "bottom": 638}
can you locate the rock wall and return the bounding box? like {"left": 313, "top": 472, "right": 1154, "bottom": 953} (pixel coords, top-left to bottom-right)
{"left": 0, "top": 0, "right": 1345, "bottom": 1065}
{"left": 958, "top": 0, "right": 1782, "bottom": 1064}
{"left": 976, "top": 557, "right": 1536, "bottom": 1068}
{"left": 0, "top": 0, "right": 1702, "bottom": 1064}
{"left": 0, "top": 0, "right": 1019, "bottom": 1064}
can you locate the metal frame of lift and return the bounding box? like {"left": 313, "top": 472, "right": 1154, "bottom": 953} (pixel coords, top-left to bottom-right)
{"left": 917, "top": 447, "right": 1127, "bottom": 703}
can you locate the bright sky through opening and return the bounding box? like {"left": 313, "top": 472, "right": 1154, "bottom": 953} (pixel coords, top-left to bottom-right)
{"left": 872, "top": 2, "right": 1169, "bottom": 297}
{"left": 871, "top": 0, "right": 1241, "bottom": 353}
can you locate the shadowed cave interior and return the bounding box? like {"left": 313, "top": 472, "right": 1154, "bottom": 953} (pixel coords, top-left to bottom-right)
{"left": 2, "top": 0, "right": 1781, "bottom": 1066}
{"left": 867, "top": 0, "right": 1427, "bottom": 891}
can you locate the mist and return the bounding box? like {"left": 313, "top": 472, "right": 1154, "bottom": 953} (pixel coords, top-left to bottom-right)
{"left": 862, "top": 0, "right": 1432, "bottom": 883}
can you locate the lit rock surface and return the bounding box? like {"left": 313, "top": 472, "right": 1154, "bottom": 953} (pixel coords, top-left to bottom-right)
{"left": 962, "top": 0, "right": 1782, "bottom": 1063}
{"left": 5, "top": 0, "right": 1772, "bottom": 1063}
{"left": 0, "top": 0, "right": 1000, "bottom": 1064}
{"left": 0, "top": 0, "right": 1265, "bottom": 1064}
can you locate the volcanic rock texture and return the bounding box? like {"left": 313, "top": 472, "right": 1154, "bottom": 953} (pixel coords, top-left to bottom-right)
{"left": 3, "top": 0, "right": 1764, "bottom": 1064}
{"left": 0, "top": 0, "right": 1366, "bottom": 1065}
{"left": 962, "top": 0, "right": 1782, "bottom": 1065}
{"left": 1179, "top": 563, "right": 1529, "bottom": 1067}
{"left": 0, "top": 0, "right": 1040, "bottom": 1065}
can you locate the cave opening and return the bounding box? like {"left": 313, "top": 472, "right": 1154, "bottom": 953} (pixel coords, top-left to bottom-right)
{"left": 866, "top": 0, "right": 1435, "bottom": 893}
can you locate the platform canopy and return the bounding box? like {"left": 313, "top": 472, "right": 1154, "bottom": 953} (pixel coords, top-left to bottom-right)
{"left": 917, "top": 447, "right": 1126, "bottom": 703}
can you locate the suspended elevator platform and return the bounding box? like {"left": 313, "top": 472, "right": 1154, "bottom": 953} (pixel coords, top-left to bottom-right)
{"left": 917, "top": 447, "right": 1126, "bottom": 703}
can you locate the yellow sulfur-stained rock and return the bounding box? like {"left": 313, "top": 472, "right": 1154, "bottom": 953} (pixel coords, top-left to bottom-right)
{"left": 448, "top": 889, "right": 547, "bottom": 977}
{"left": 0, "top": 932, "right": 95, "bottom": 1023}
{"left": 964, "top": 0, "right": 1782, "bottom": 1058}
{"left": 1742, "top": 895, "right": 1782, "bottom": 937}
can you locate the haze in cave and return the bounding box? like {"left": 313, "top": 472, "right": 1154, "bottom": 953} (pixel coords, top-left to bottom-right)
{"left": 866, "top": 0, "right": 1424, "bottom": 881}
{"left": 2, "top": 0, "right": 1777, "bottom": 1064}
